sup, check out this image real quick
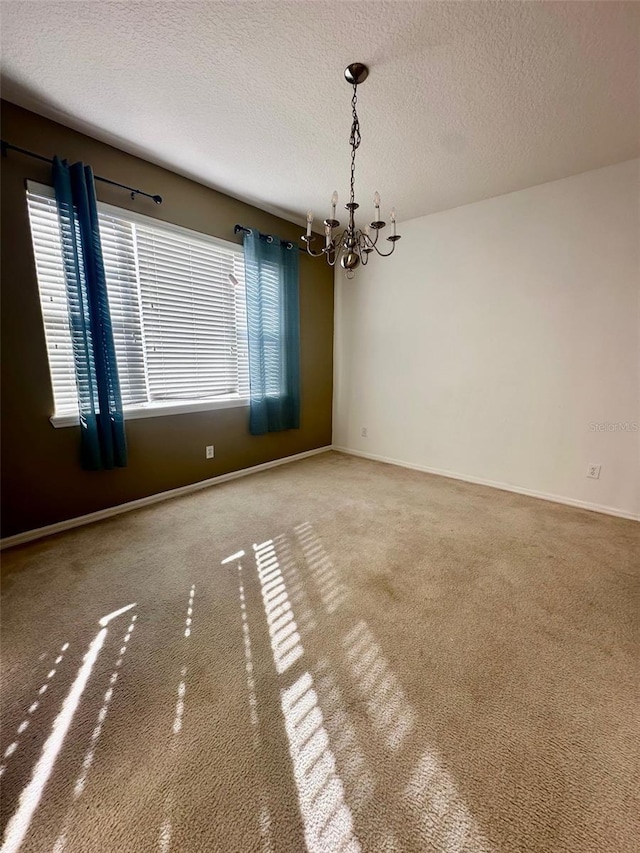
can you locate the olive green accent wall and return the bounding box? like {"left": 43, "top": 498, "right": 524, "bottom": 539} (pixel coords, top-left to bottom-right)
{"left": 0, "top": 101, "right": 334, "bottom": 538}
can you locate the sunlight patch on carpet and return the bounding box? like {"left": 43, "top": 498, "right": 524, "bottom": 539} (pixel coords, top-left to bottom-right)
{"left": 0, "top": 639, "right": 71, "bottom": 778}
{"left": 342, "top": 620, "right": 415, "bottom": 751}
{"left": 294, "top": 523, "right": 347, "bottom": 614}
{"left": 281, "top": 672, "right": 361, "bottom": 853}
{"left": 2, "top": 627, "right": 106, "bottom": 853}
{"left": 404, "top": 750, "right": 493, "bottom": 852}
{"left": 255, "top": 541, "right": 303, "bottom": 674}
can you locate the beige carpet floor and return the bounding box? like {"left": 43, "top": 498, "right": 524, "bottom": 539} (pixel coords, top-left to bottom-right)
{"left": 1, "top": 451, "right": 638, "bottom": 853}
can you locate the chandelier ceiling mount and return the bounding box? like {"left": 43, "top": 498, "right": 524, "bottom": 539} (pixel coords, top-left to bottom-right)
{"left": 343, "top": 62, "right": 369, "bottom": 86}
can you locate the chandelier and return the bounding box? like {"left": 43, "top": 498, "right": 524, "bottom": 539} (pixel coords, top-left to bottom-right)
{"left": 302, "top": 63, "right": 401, "bottom": 279}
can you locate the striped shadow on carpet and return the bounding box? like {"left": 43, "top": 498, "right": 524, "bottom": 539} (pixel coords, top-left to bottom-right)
{"left": 1, "top": 452, "right": 638, "bottom": 851}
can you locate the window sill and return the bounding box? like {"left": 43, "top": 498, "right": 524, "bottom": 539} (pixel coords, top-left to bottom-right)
{"left": 50, "top": 396, "right": 249, "bottom": 428}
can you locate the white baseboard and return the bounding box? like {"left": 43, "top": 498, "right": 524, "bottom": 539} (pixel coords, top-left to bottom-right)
{"left": 5, "top": 443, "right": 635, "bottom": 549}
{"left": 1, "top": 446, "right": 333, "bottom": 550}
{"left": 333, "top": 446, "right": 640, "bottom": 522}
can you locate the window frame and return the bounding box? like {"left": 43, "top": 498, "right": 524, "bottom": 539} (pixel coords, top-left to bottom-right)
{"left": 26, "top": 181, "right": 250, "bottom": 428}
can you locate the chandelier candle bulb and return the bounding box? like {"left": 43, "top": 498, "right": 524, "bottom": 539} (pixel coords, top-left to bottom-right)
{"left": 390, "top": 207, "right": 396, "bottom": 236}
{"left": 325, "top": 223, "right": 331, "bottom": 248}
{"left": 331, "top": 191, "right": 338, "bottom": 219}
{"left": 374, "top": 191, "right": 381, "bottom": 221}
{"left": 363, "top": 223, "right": 373, "bottom": 254}
{"left": 306, "top": 211, "right": 313, "bottom": 237}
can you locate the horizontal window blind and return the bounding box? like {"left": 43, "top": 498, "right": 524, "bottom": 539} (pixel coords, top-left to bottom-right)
{"left": 27, "top": 194, "right": 78, "bottom": 416}
{"left": 98, "top": 212, "right": 148, "bottom": 406}
{"left": 136, "top": 225, "right": 239, "bottom": 400}
{"left": 26, "top": 185, "right": 249, "bottom": 417}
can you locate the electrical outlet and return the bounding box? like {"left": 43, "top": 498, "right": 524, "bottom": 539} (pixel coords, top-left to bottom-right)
{"left": 361, "top": 427, "right": 368, "bottom": 438}
{"left": 587, "top": 464, "right": 601, "bottom": 479}
{"left": 206, "top": 445, "right": 215, "bottom": 459}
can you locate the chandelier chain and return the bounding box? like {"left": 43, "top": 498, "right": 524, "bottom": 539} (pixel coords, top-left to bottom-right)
{"left": 349, "top": 83, "right": 360, "bottom": 207}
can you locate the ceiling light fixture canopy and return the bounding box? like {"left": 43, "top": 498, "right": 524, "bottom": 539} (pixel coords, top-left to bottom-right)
{"left": 302, "top": 63, "right": 400, "bottom": 279}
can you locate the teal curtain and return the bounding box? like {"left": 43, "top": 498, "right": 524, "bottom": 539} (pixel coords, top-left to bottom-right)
{"left": 243, "top": 230, "right": 301, "bottom": 435}
{"left": 53, "top": 156, "right": 127, "bottom": 470}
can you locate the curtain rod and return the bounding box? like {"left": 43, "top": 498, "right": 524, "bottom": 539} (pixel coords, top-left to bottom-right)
{"left": 234, "top": 224, "right": 304, "bottom": 253}
{"left": 1, "top": 140, "right": 163, "bottom": 205}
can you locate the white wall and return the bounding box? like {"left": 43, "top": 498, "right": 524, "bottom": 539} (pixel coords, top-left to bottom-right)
{"left": 333, "top": 160, "right": 640, "bottom": 519}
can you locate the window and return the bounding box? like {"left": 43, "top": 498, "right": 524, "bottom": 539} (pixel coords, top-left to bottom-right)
{"left": 26, "top": 182, "right": 249, "bottom": 426}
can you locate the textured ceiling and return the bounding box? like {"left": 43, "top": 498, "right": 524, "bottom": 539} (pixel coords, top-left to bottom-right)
{"left": 1, "top": 1, "right": 639, "bottom": 228}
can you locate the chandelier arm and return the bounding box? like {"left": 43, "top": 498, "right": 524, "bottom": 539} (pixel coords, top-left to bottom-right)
{"left": 333, "top": 230, "right": 347, "bottom": 252}
{"left": 370, "top": 240, "right": 398, "bottom": 258}
{"left": 305, "top": 243, "right": 331, "bottom": 258}
{"left": 325, "top": 238, "right": 342, "bottom": 266}
{"left": 359, "top": 229, "right": 378, "bottom": 250}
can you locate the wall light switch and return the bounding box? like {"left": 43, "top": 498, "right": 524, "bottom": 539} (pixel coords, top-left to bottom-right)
{"left": 587, "top": 464, "right": 601, "bottom": 479}
{"left": 361, "top": 427, "right": 368, "bottom": 438}
{"left": 206, "top": 445, "right": 215, "bottom": 459}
